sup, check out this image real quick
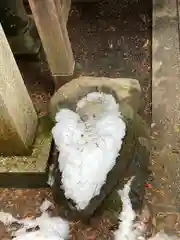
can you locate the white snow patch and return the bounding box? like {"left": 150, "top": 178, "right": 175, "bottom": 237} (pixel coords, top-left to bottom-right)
{"left": 47, "top": 164, "right": 55, "bottom": 187}
{"left": 114, "top": 178, "right": 178, "bottom": 240}
{"left": 52, "top": 92, "right": 126, "bottom": 210}
{"left": 114, "top": 177, "right": 144, "bottom": 240}
{"left": 40, "top": 199, "right": 53, "bottom": 212}
{"left": 0, "top": 201, "right": 69, "bottom": 240}
{"left": 0, "top": 211, "right": 18, "bottom": 225}
{"left": 13, "top": 212, "right": 69, "bottom": 240}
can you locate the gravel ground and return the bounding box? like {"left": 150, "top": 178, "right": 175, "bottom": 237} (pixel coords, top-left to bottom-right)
{"left": 0, "top": 188, "right": 115, "bottom": 239}
{"left": 68, "top": 0, "right": 151, "bottom": 123}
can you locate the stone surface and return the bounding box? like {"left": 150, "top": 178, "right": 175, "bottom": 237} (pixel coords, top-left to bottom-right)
{"left": 151, "top": 0, "right": 180, "bottom": 229}
{"left": 0, "top": 116, "right": 53, "bottom": 187}
{"left": 0, "top": 23, "right": 38, "bottom": 155}
{"left": 50, "top": 76, "right": 141, "bottom": 120}
{"left": 49, "top": 78, "right": 150, "bottom": 221}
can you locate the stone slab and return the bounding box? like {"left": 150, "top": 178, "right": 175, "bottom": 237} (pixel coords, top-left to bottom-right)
{"left": 0, "top": 116, "right": 53, "bottom": 188}
{"left": 49, "top": 76, "right": 146, "bottom": 220}
{"left": 152, "top": 0, "right": 180, "bottom": 211}
{"left": 50, "top": 80, "right": 149, "bottom": 221}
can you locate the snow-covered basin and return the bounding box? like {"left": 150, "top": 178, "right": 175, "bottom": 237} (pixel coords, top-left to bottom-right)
{"left": 51, "top": 94, "right": 138, "bottom": 219}
{"left": 52, "top": 92, "right": 127, "bottom": 208}
{"left": 50, "top": 77, "right": 142, "bottom": 219}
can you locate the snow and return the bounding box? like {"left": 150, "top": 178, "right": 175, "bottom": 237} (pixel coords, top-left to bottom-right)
{"left": 114, "top": 176, "right": 143, "bottom": 240}
{"left": 0, "top": 200, "right": 69, "bottom": 240}
{"left": 0, "top": 211, "right": 18, "bottom": 225}
{"left": 52, "top": 92, "right": 126, "bottom": 210}
{"left": 39, "top": 199, "right": 53, "bottom": 212}
{"left": 114, "top": 178, "right": 178, "bottom": 240}
{"left": 0, "top": 187, "right": 178, "bottom": 240}
{"left": 13, "top": 212, "right": 69, "bottom": 240}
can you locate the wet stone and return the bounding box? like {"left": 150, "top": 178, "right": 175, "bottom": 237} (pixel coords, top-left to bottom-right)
{"left": 50, "top": 82, "right": 150, "bottom": 221}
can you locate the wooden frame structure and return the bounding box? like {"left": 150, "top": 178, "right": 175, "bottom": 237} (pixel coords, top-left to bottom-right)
{"left": 0, "top": 0, "right": 74, "bottom": 183}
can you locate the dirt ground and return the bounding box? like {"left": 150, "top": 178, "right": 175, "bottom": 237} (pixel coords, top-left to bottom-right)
{"left": 1, "top": 0, "right": 179, "bottom": 239}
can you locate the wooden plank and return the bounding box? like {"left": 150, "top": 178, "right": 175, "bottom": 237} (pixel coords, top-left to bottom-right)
{"left": 62, "top": 0, "right": 71, "bottom": 23}
{"left": 0, "top": 23, "right": 38, "bottom": 155}
{"left": 28, "top": 0, "right": 74, "bottom": 76}
{"left": 56, "top": 0, "right": 71, "bottom": 23}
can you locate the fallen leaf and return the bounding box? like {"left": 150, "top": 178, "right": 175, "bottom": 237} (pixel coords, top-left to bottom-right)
{"left": 143, "top": 39, "right": 149, "bottom": 48}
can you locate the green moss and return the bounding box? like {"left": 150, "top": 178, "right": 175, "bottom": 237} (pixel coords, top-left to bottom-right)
{"left": 102, "top": 190, "right": 122, "bottom": 212}
{"left": 98, "top": 190, "right": 122, "bottom": 222}
{"left": 39, "top": 114, "right": 54, "bottom": 136}
{"left": 0, "top": 115, "right": 52, "bottom": 173}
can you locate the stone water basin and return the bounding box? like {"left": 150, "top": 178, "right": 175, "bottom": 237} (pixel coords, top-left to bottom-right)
{"left": 49, "top": 77, "right": 150, "bottom": 221}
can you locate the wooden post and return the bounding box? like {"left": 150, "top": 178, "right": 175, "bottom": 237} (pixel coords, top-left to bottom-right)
{"left": 62, "top": 0, "right": 71, "bottom": 23}
{"left": 28, "top": 0, "right": 74, "bottom": 77}
{"left": 56, "top": 0, "right": 71, "bottom": 23}
{"left": 0, "top": 24, "right": 38, "bottom": 156}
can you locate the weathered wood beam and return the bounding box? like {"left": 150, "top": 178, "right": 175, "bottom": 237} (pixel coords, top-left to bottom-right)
{"left": 56, "top": 0, "right": 71, "bottom": 23}
{"left": 0, "top": 23, "right": 38, "bottom": 156}
{"left": 28, "top": 0, "right": 74, "bottom": 77}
